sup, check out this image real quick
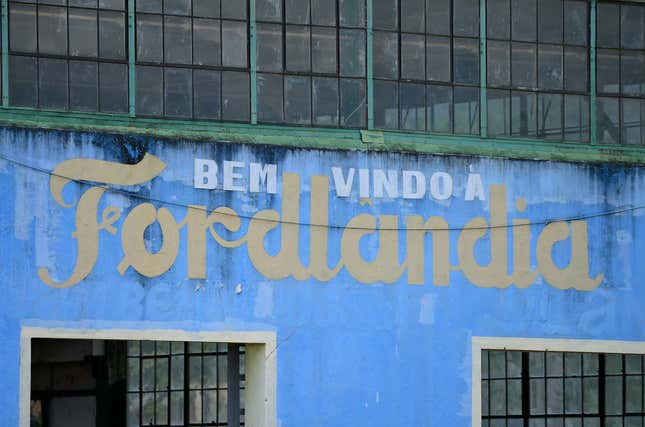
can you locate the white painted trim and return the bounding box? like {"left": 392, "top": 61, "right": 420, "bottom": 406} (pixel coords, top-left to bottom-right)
{"left": 471, "top": 337, "right": 645, "bottom": 427}
{"left": 20, "top": 326, "right": 277, "bottom": 427}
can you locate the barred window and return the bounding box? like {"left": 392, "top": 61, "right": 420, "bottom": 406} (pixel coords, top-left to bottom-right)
{"left": 255, "top": 0, "right": 368, "bottom": 127}
{"left": 135, "top": 0, "right": 250, "bottom": 121}
{"left": 482, "top": 350, "right": 645, "bottom": 427}
{"left": 126, "top": 341, "right": 245, "bottom": 427}
{"left": 372, "top": 0, "right": 480, "bottom": 134}
{"left": 486, "top": 0, "right": 590, "bottom": 142}
{"left": 597, "top": 2, "right": 645, "bottom": 146}
{"left": 9, "top": 0, "right": 129, "bottom": 113}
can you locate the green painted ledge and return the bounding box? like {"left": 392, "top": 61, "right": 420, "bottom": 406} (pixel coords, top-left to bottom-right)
{"left": 2, "top": 107, "right": 645, "bottom": 166}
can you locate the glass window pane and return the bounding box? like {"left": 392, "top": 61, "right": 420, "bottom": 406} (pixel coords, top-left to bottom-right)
{"left": 401, "top": 0, "right": 424, "bottom": 33}
{"left": 313, "top": 77, "right": 339, "bottom": 126}
{"left": 164, "top": 16, "right": 192, "bottom": 64}
{"left": 165, "top": 67, "right": 192, "bottom": 118}
{"left": 531, "top": 378, "right": 546, "bottom": 414}
{"left": 482, "top": 380, "right": 489, "bottom": 416}
{"left": 222, "top": 0, "right": 246, "bottom": 19}
{"left": 171, "top": 355, "right": 184, "bottom": 389}
{"left": 539, "top": 0, "right": 563, "bottom": 43}
{"left": 597, "top": 49, "right": 619, "bottom": 94}
{"left": 564, "top": 0, "right": 587, "bottom": 45}
{"left": 597, "top": 3, "right": 619, "bottom": 48}
{"left": 508, "top": 379, "right": 522, "bottom": 415}
{"left": 564, "top": 47, "right": 587, "bottom": 92}
{"left": 312, "top": 0, "right": 336, "bottom": 26}
{"left": 454, "top": 86, "right": 479, "bottom": 134}
{"left": 621, "top": 5, "right": 645, "bottom": 49}
{"left": 511, "top": 90, "right": 537, "bottom": 137}
{"left": 194, "top": 18, "right": 221, "bottom": 66}
{"left": 203, "top": 355, "right": 218, "bottom": 388}
{"left": 626, "top": 375, "right": 643, "bottom": 412}
{"left": 136, "top": 65, "right": 163, "bottom": 116}
{"left": 100, "top": 62, "right": 127, "bottom": 113}
{"left": 10, "top": 4, "right": 37, "bottom": 53}
{"left": 622, "top": 99, "right": 645, "bottom": 146}
{"left": 99, "top": 11, "right": 126, "bottom": 60}
{"left": 453, "top": 0, "right": 478, "bottom": 37}
{"left": 203, "top": 390, "right": 218, "bottom": 423}
{"left": 511, "top": 0, "right": 537, "bottom": 41}
{"left": 427, "top": 0, "right": 450, "bottom": 35}
{"left": 489, "top": 351, "right": 505, "bottom": 378}
{"left": 401, "top": 34, "right": 425, "bottom": 80}
{"left": 142, "top": 359, "right": 155, "bottom": 391}
{"left": 582, "top": 377, "right": 599, "bottom": 414}
{"left": 285, "top": 75, "right": 312, "bottom": 125}
{"left": 453, "top": 38, "right": 478, "bottom": 84}
{"left": 530, "top": 352, "right": 545, "bottom": 376}
{"left": 39, "top": 5, "right": 68, "bottom": 55}
{"left": 488, "top": 40, "right": 510, "bottom": 87}
{"left": 286, "top": 25, "right": 311, "bottom": 72}
{"left": 137, "top": 0, "right": 162, "bottom": 13}
{"left": 222, "top": 21, "right": 247, "bottom": 68}
{"left": 606, "top": 355, "right": 623, "bottom": 374}
{"left": 508, "top": 352, "right": 522, "bottom": 378}
{"left": 547, "top": 353, "right": 564, "bottom": 376}
{"left": 538, "top": 93, "right": 562, "bottom": 140}
{"left": 194, "top": 69, "right": 221, "bottom": 120}
{"left": 156, "top": 358, "right": 169, "bottom": 390}
{"left": 127, "top": 393, "right": 139, "bottom": 427}
{"left": 257, "top": 73, "right": 283, "bottom": 123}
{"left": 626, "top": 355, "right": 643, "bottom": 374}
{"left": 538, "top": 44, "right": 563, "bottom": 90}
{"left": 257, "top": 23, "right": 283, "bottom": 72}
{"left": 564, "top": 94, "right": 589, "bottom": 142}
{"left": 488, "top": 89, "right": 511, "bottom": 136}
{"left": 218, "top": 389, "right": 228, "bottom": 423}
{"left": 222, "top": 71, "right": 250, "bottom": 121}
{"left": 39, "top": 58, "right": 68, "bottom": 109}
{"left": 487, "top": 0, "right": 510, "bottom": 39}
{"left": 339, "top": 0, "right": 365, "bottom": 28}
{"left": 170, "top": 391, "right": 184, "bottom": 426}
{"left": 374, "top": 0, "right": 397, "bottom": 30}
{"left": 605, "top": 376, "right": 623, "bottom": 415}
{"left": 597, "top": 97, "right": 619, "bottom": 145}
{"left": 427, "top": 35, "right": 451, "bottom": 82}
{"left": 164, "top": 0, "right": 190, "bottom": 15}
{"left": 400, "top": 83, "right": 425, "bottom": 130}
{"left": 189, "top": 390, "right": 202, "bottom": 423}
{"left": 374, "top": 80, "right": 398, "bottom": 129}
{"left": 312, "top": 27, "right": 337, "bottom": 74}
{"left": 257, "top": 0, "right": 282, "bottom": 22}
{"left": 340, "top": 78, "right": 366, "bottom": 127}
{"left": 621, "top": 51, "right": 645, "bottom": 97}
{"left": 490, "top": 379, "right": 506, "bottom": 416}
{"left": 142, "top": 392, "right": 154, "bottom": 425}
{"left": 193, "top": 0, "right": 219, "bottom": 18}
{"left": 70, "top": 0, "right": 97, "bottom": 6}
{"left": 565, "top": 378, "right": 582, "bottom": 414}
{"left": 70, "top": 60, "right": 98, "bottom": 111}
{"left": 583, "top": 354, "right": 598, "bottom": 375}
{"left": 69, "top": 8, "right": 97, "bottom": 57}
{"left": 137, "top": 14, "right": 163, "bottom": 62}
{"left": 340, "top": 29, "right": 366, "bottom": 77}
{"left": 427, "top": 84, "right": 452, "bottom": 133}
{"left": 99, "top": 0, "right": 125, "bottom": 9}
{"left": 512, "top": 42, "right": 536, "bottom": 89}
{"left": 373, "top": 31, "right": 398, "bottom": 79}
{"left": 286, "top": 0, "right": 309, "bottom": 24}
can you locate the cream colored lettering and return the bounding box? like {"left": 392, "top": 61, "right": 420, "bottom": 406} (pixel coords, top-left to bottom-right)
{"left": 245, "top": 173, "right": 310, "bottom": 280}
{"left": 512, "top": 199, "right": 538, "bottom": 287}
{"left": 117, "top": 203, "right": 180, "bottom": 277}
{"left": 308, "top": 176, "right": 343, "bottom": 281}
{"left": 536, "top": 221, "right": 603, "bottom": 291}
{"left": 457, "top": 185, "right": 513, "bottom": 288}
{"left": 405, "top": 216, "right": 450, "bottom": 286}
{"left": 341, "top": 214, "right": 405, "bottom": 284}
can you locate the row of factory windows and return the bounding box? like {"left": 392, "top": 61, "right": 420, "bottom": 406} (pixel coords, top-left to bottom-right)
{"left": 4, "top": 0, "right": 645, "bottom": 145}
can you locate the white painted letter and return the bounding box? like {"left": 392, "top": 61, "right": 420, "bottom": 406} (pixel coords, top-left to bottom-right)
{"left": 250, "top": 163, "right": 277, "bottom": 194}
{"left": 359, "top": 169, "right": 370, "bottom": 198}
{"left": 373, "top": 169, "right": 399, "bottom": 199}
{"left": 465, "top": 173, "right": 486, "bottom": 201}
{"left": 223, "top": 161, "right": 246, "bottom": 192}
{"left": 402, "top": 171, "right": 426, "bottom": 199}
{"left": 430, "top": 172, "right": 453, "bottom": 201}
{"left": 332, "top": 167, "right": 355, "bottom": 197}
{"left": 194, "top": 158, "right": 217, "bottom": 189}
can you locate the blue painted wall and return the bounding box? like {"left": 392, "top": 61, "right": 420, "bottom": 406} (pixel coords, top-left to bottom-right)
{"left": 0, "top": 126, "right": 643, "bottom": 426}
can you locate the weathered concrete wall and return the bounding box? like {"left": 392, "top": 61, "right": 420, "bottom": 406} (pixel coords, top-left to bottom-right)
{"left": 0, "top": 126, "right": 642, "bottom": 426}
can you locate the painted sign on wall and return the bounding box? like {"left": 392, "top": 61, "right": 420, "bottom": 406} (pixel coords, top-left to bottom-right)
{"left": 39, "top": 152, "right": 602, "bottom": 291}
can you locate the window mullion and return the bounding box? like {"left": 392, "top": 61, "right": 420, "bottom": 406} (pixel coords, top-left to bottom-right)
{"left": 479, "top": 0, "right": 487, "bottom": 138}
{"left": 367, "top": 0, "right": 373, "bottom": 129}
{"left": 228, "top": 343, "right": 241, "bottom": 427}
{"left": 522, "top": 351, "right": 530, "bottom": 427}
{"left": 127, "top": 0, "right": 135, "bottom": 116}
{"left": 590, "top": 0, "right": 597, "bottom": 144}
